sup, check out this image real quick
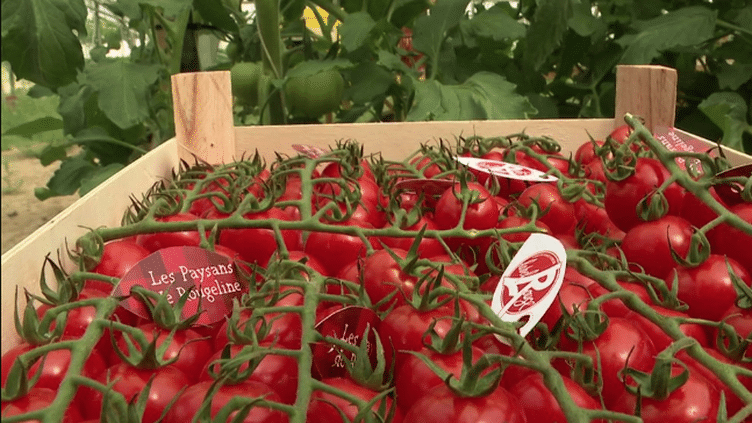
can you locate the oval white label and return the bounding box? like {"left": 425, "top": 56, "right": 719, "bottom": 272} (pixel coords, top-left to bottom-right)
{"left": 456, "top": 156, "right": 558, "bottom": 182}
{"left": 491, "top": 233, "right": 566, "bottom": 344}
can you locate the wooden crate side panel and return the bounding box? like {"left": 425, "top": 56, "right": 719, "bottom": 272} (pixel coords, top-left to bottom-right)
{"left": 233, "top": 119, "right": 617, "bottom": 161}
{"left": 0, "top": 140, "right": 180, "bottom": 353}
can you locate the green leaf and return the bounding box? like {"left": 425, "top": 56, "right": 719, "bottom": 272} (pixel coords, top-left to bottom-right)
{"left": 57, "top": 82, "right": 93, "bottom": 136}
{"left": 26, "top": 85, "right": 56, "bottom": 98}
{"left": 137, "top": 0, "right": 192, "bottom": 18}
{"left": 36, "top": 155, "right": 96, "bottom": 199}
{"left": 618, "top": 6, "right": 717, "bottom": 65}
{"left": 345, "top": 62, "right": 394, "bottom": 104}
{"left": 461, "top": 5, "right": 526, "bottom": 42}
{"left": 699, "top": 92, "right": 751, "bottom": 152}
{"left": 717, "top": 63, "right": 752, "bottom": 91}
{"left": 3, "top": 117, "right": 63, "bottom": 137}
{"left": 193, "top": 0, "right": 238, "bottom": 32}
{"left": 79, "top": 163, "right": 125, "bottom": 196}
{"left": 85, "top": 61, "right": 161, "bottom": 129}
{"left": 407, "top": 72, "right": 537, "bottom": 121}
{"left": 38, "top": 144, "right": 68, "bottom": 167}
{"left": 0, "top": 0, "right": 87, "bottom": 89}
{"left": 377, "top": 50, "right": 413, "bottom": 74}
{"left": 568, "top": 0, "right": 601, "bottom": 37}
{"left": 524, "top": 0, "right": 574, "bottom": 71}
{"left": 285, "top": 58, "right": 354, "bottom": 79}
{"left": 339, "top": 12, "right": 377, "bottom": 52}
{"left": 412, "top": 0, "right": 470, "bottom": 70}
{"left": 734, "top": 5, "right": 752, "bottom": 32}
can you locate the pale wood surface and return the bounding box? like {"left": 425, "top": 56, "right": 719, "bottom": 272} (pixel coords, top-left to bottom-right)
{"left": 171, "top": 71, "right": 236, "bottom": 165}
{"left": 0, "top": 141, "right": 179, "bottom": 353}
{"left": 614, "top": 65, "right": 678, "bottom": 132}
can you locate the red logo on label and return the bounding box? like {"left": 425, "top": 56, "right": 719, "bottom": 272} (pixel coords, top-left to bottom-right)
{"left": 476, "top": 160, "right": 533, "bottom": 178}
{"left": 501, "top": 251, "right": 562, "bottom": 315}
{"left": 292, "top": 144, "right": 328, "bottom": 158}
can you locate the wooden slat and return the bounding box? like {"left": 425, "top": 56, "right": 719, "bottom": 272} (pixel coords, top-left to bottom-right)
{"left": 171, "top": 71, "right": 236, "bottom": 165}
{"left": 614, "top": 65, "right": 677, "bottom": 132}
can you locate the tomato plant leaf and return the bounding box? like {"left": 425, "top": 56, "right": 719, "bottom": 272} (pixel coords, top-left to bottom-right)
{"left": 135, "top": 0, "right": 192, "bottom": 18}
{"left": 84, "top": 61, "right": 162, "bottom": 129}
{"left": 2, "top": 117, "right": 63, "bottom": 138}
{"left": 345, "top": 62, "right": 394, "bottom": 104}
{"left": 340, "top": 11, "right": 377, "bottom": 52}
{"left": 412, "top": 0, "right": 470, "bottom": 77}
{"left": 698, "top": 92, "right": 751, "bottom": 152}
{"left": 79, "top": 163, "right": 126, "bottom": 196}
{"left": 460, "top": 5, "right": 525, "bottom": 42}
{"left": 0, "top": 0, "right": 87, "bottom": 89}
{"left": 568, "top": 0, "right": 602, "bottom": 37}
{"left": 716, "top": 63, "right": 752, "bottom": 91}
{"left": 524, "top": 0, "right": 574, "bottom": 71}
{"left": 193, "top": 0, "right": 238, "bottom": 32}
{"left": 617, "top": 6, "right": 717, "bottom": 65}
{"left": 38, "top": 144, "right": 68, "bottom": 167}
{"left": 407, "top": 71, "right": 536, "bottom": 121}
{"left": 35, "top": 155, "right": 95, "bottom": 200}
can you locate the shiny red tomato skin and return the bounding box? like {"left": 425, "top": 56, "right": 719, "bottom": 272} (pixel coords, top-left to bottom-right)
{"left": 394, "top": 346, "right": 486, "bottom": 412}
{"left": 136, "top": 213, "right": 205, "bottom": 252}
{"left": 109, "top": 322, "right": 213, "bottom": 382}
{"left": 213, "top": 306, "right": 302, "bottom": 351}
{"left": 378, "top": 303, "right": 460, "bottom": 356}
{"left": 666, "top": 254, "right": 751, "bottom": 321}
{"left": 517, "top": 183, "right": 576, "bottom": 235}
{"left": 621, "top": 215, "right": 694, "bottom": 279}
{"left": 85, "top": 363, "right": 191, "bottom": 422}
{"left": 610, "top": 368, "right": 720, "bottom": 423}
{"left": 1, "top": 387, "right": 83, "bottom": 422}
{"left": 215, "top": 207, "right": 301, "bottom": 266}
{"left": 508, "top": 372, "right": 604, "bottom": 423}
{"left": 304, "top": 219, "right": 375, "bottom": 277}
{"left": 708, "top": 203, "right": 752, "bottom": 276}
{"left": 556, "top": 317, "right": 657, "bottom": 407}
{"left": 604, "top": 157, "right": 685, "bottom": 232}
{"left": 402, "top": 383, "right": 526, "bottom": 423}
{"left": 28, "top": 346, "right": 107, "bottom": 392}
{"left": 165, "top": 379, "right": 288, "bottom": 423}
{"left": 306, "top": 377, "right": 403, "bottom": 423}
{"left": 496, "top": 215, "right": 551, "bottom": 243}
{"left": 1, "top": 343, "right": 33, "bottom": 387}
{"left": 433, "top": 182, "right": 500, "bottom": 233}
{"left": 200, "top": 344, "right": 299, "bottom": 405}
{"left": 86, "top": 239, "right": 150, "bottom": 293}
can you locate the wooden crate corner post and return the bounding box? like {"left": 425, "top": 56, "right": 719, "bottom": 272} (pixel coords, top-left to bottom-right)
{"left": 614, "top": 65, "right": 678, "bottom": 132}
{"left": 171, "top": 71, "right": 236, "bottom": 165}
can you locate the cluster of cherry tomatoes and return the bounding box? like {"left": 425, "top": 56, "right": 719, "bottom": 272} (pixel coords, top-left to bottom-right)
{"left": 2, "top": 121, "right": 750, "bottom": 423}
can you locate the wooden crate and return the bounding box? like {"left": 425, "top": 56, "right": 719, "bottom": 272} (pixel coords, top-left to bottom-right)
{"left": 2, "top": 65, "right": 750, "bottom": 354}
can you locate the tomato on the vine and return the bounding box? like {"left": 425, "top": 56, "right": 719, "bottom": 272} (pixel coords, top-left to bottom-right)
{"left": 285, "top": 69, "right": 344, "bottom": 119}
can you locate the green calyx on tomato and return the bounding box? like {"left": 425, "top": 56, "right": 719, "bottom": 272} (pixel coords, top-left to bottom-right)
{"left": 284, "top": 69, "right": 344, "bottom": 119}
{"left": 230, "top": 62, "right": 262, "bottom": 106}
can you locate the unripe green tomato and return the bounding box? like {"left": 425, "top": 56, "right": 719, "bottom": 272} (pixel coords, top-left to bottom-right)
{"left": 230, "top": 62, "right": 261, "bottom": 106}
{"left": 284, "top": 69, "right": 344, "bottom": 119}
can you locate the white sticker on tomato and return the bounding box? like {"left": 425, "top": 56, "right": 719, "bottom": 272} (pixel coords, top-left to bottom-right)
{"left": 491, "top": 233, "right": 566, "bottom": 344}
{"left": 456, "top": 156, "right": 557, "bottom": 182}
